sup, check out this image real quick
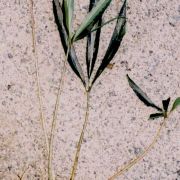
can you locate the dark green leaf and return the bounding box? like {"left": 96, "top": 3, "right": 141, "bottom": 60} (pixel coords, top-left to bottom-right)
{"left": 149, "top": 113, "right": 164, "bottom": 120}
{"left": 170, "top": 97, "right": 180, "bottom": 112}
{"left": 92, "top": 0, "right": 127, "bottom": 84}
{"left": 62, "top": 0, "right": 74, "bottom": 37}
{"left": 53, "top": 0, "right": 86, "bottom": 86}
{"left": 126, "top": 75, "right": 163, "bottom": 111}
{"left": 162, "top": 97, "right": 170, "bottom": 112}
{"left": 86, "top": 0, "right": 102, "bottom": 78}
{"left": 73, "top": 0, "right": 112, "bottom": 41}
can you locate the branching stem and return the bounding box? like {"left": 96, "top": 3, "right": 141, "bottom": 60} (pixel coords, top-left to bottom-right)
{"left": 70, "top": 90, "right": 90, "bottom": 180}
{"left": 108, "top": 117, "right": 168, "bottom": 180}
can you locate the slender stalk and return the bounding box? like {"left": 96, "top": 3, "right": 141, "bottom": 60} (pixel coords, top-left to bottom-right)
{"left": 70, "top": 90, "right": 90, "bottom": 180}
{"left": 108, "top": 117, "right": 168, "bottom": 180}
{"left": 48, "top": 47, "right": 70, "bottom": 180}
{"left": 30, "top": 0, "right": 49, "bottom": 154}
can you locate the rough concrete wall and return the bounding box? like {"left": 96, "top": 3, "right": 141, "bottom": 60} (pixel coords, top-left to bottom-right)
{"left": 0, "top": 0, "right": 179, "bottom": 179}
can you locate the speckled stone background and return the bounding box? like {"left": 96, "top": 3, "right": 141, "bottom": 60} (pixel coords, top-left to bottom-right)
{"left": 0, "top": 0, "right": 180, "bottom": 179}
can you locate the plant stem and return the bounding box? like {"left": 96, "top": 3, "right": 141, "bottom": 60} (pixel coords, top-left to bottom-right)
{"left": 30, "top": 0, "right": 49, "bottom": 154}
{"left": 70, "top": 90, "right": 90, "bottom": 180}
{"left": 48, "top": 47, "right": 70, "bottom": 180}
{"left": 108, "top": 117, "right": 168, "bottom": 180}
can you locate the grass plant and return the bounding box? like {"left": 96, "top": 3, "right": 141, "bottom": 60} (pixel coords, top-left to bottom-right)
{"left": 52, "top": 0, "right": 126, "bottom": 179}
{"left": 108, "top": 75, "right": 180, "bottom": 180}
{"left": 30, "top": 0, "right": 179, "bottom": 179}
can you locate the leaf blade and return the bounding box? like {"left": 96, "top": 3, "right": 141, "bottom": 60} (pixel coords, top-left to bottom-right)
{"left": 170, "top": 97, "right": 180, "bottom": 112}
{"left": 73, "top": 0, "right": 112, "bottom": 41}
{"left": 149, "top": 113, "right": 164, "bottom": 120}
{"left": 52, "top": 0, "right": 86, "bottom": 85}
{"left": 92, "top": 0, "right": 127, "bottom": 84}
{"left": 86, "top": 0, "right": 102, "bottom": 78}
{"left": 126, "top": 75, "right": 162, "bottom": 111}
{"left": 162, "top": 97, "right": 170, "bottom": 112}
{"left": 62, "top": 0, "right": 74, "bottom": 37}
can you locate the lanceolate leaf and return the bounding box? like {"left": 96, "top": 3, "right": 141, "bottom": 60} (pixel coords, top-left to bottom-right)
{"left": 126, "top": 75, "right": 163, "bottom": 112}
{"left": 53, "top": 0, "right": 86, "bottom": 86}
{"left": 62, "top": 0, "right": 74, "bottom": 37}
{"left": 86, "top": 0, "right": 102, "bottom": 78}
{"left": 149, "top": 113, "right": 164, "bottom": 120}
{"left": 162, "top": 97, "right": 170, "bottom": 112}
{"left": 170, "top": 97, "right": 180, "bottom": 112}
{"left": 92, "top": 0, "right": 127, "bottom": 84}
{"left": 73, "top": 0, "right": 112, "bottom": 41}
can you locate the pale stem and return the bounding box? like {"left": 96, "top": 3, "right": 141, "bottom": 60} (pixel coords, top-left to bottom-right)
{"left": 108, "top": 117, "right": 168, "bottom": 180}
{"left": 48, "top": 47, "right": 70, "bottom": 180}
{"left": 70, "top": 90, "right": 90, "bottom": 180}
{"left": 30, "top": 0, "right": 49, "bottom": 154}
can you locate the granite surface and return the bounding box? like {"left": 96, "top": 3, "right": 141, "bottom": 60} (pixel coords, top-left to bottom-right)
{"left": 0, "top": 0, "right": 180, "bottom": 179}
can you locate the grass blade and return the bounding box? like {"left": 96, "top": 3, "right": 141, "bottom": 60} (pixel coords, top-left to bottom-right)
{"left": 126, "top": 75, "right": 162, "bottom": 111}
{"left": 62, "top": 0, "right": 74, "bottom": 37}
{"left": 170, "top": 97, "right": 180, "bottom": 112}
{"left": 162, "top": 97, "right": 170, "bottom": 112}
{"left": 53, "top": 0, "right": 86, "bottom": 85}
{"left": 149, "top": 113, "right": 164, "bottom": 120}
{"left": 73, "top": 0, "right": 112, "bottom": 41}
{"left": 92, "top": 0, "right": 127, "bottom": 84}
{"left": 86, "top": 0, "right": 102, "bottom": 78}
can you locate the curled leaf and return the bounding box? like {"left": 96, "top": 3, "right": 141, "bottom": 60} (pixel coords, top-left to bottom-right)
{"left": 170, "top": 97, "right": 180, "bottom": 112}
{"left": 127, "top": 75, "right": 162, "bottom": 112}
{"left": 149, "top": 113, "right": 164, "bottom": 120}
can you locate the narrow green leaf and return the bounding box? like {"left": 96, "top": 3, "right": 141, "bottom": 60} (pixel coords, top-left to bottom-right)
{"left": 170, "top": 97, "right": 180, "bottom": 112}
{"left": 92, "top": 0, "right": 127, "bottom": 85}
{"left": 52, "top": 0, "right": 86, "bottom": 86}
{"left": 73, "top": 0, "right": 112, "bottom": 41}
{"left": 62, "top": 0, "right": 74, "bottom": 37}
{"left": 162, "top": 97, "right": 170, "bottom": 112}
{"left": 90, "top": 16, "right": 125, "bottom": 33}
{"left": 86, "top": 0, "right": 102, "bottom": 78}
{"left": 149, "top": 113, "right": 164, "bottom": 120}
{"left": 126, "top": 75, "right": 163, "bottom": 111}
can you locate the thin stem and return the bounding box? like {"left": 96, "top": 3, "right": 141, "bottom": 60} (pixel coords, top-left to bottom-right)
{"left": 90, "top": 16, "right": 126, "bottom": 33}
{"left": 70, "top": 90, "right": 90, "bottom": 180}
{"left": 48, "top": 47, "right": 70, "bottom": 180}
{"left": 30, "top": 0, "right": 49, "bottom": 153}
{"left": 108, "top": 117, "right": 168, "bottom": 180}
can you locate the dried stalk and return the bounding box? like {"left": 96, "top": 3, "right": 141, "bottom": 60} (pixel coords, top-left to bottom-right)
{"left": 30, "top": 0, "right": 49, "bottom": 154}
{"left": 70, "top": 90, "right": 90, "bottom": 180}
{"left": 108, "top": 117, "right": 168, "bottom": 180}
